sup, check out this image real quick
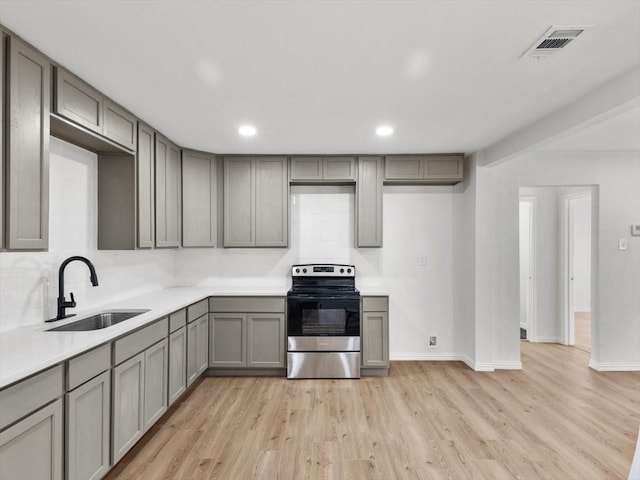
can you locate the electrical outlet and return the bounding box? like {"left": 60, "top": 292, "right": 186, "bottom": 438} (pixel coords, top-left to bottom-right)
{"left": 428, "top": 335, "right": 437, "bottom": 348}
{"left": 417, "top": 256, "right": 426, "bottom": 267}
{"left": 618, "top": 239, "right": 627, "bottom": 251}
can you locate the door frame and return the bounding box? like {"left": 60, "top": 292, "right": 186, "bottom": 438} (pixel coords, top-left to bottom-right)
{"left": 519, "top": 195, "right": 537, "bottom": 342}
{"left": 561, "top": 189, "right": 593, "bottom": 346}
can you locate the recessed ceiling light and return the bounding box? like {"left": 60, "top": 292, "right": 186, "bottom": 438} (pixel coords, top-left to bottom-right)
{"left": 376, "top": 125, "right": 394, "bottom": 137}
{"left": 238, "top": 125, "right": 257, "bottom": 137}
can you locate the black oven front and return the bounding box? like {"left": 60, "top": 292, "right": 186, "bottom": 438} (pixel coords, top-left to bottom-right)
{"left": 287, "top": 295, "right": 360, "bottom": 337}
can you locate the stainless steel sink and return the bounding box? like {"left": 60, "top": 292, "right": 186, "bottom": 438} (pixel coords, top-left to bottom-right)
{"left": 47, "top": 309, "right": 150, "bottom": 332}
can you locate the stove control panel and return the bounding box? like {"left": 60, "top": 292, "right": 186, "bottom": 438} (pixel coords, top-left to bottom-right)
{"left": 292, "top": 264, "right": 355, "bottom": 277}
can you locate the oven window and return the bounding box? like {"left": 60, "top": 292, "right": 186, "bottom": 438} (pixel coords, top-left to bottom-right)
{"left": 302, "top": 308, "right": 346, "bottom": 335}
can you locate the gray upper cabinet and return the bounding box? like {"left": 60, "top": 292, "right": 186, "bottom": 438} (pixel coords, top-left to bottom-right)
{"left": 182, "top": 150, "right": 217, "bottom": 247}
{"left": 137, "top": 122, "right": 155, "bottom": 248}
{"left": 54, "top": 67, "right": 103, "bottom": 133}
{"left": 6, "top": 36, "right": 50, "bottom": 250}
{"left": 155, "top": 133, "right": 181, "bottom": 248}
{"left": 224, "top": 157, "right": 254, "bottom": 247}
{"left": 384, "top": 155, "right": 463, "bottom": 184}
{"left": 290, "top": 156, "right": 355, "bottom": 182}
{"left": 255, "top": 157, "right": 288, "bottom": 247}
{"left": 224, "top": 156, "right": 288, "bottom": 247}
{"left": 103, "top": 98, "right": 137, "bottom": 151}
{"left": 356, "top": 156, "right": 383, "bottom": 247}
{"left": 0, "top": 399, "right": 63, "bottom": 480}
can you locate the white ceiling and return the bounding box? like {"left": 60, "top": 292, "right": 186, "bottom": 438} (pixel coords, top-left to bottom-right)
{"left": 1, "top": 1, "right": 639, "bottom": 154}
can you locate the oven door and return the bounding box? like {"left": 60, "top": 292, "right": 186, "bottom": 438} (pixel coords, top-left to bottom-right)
{"left": 287, "top": 295, "right": 360, "bottom": 337}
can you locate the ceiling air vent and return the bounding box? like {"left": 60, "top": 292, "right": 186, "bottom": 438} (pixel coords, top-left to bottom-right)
{"left": 521, "top": 25, "right": 592, "bottom": 59}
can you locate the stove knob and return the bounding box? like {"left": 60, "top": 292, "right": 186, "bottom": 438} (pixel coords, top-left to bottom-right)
{"left": 340, "top": 268, "right": 344, "bottom": 274}
{"left": 347, "top": 268, "right": 352, "bottom": 274}
{"left": 295, "top": 268, "right": 300, "bottom": 273}
{"left": 302, "top": 268, "right": 307, "bottom": 273}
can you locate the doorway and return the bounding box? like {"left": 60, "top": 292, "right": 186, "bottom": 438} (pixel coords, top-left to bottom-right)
{"left": 518, "top": 197, "right": 536, "bottom": 341}
{"left": 563, "top": 190, "right": 593, "bottom": 352}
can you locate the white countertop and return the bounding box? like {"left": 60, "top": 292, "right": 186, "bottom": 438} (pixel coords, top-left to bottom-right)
{"left": 0, "top": 287, "right": 286, "bottom": 389}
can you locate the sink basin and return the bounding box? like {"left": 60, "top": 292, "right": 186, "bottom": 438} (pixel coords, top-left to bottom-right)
{"left": 47, "top": 309, "right": 150, "bottom": 332}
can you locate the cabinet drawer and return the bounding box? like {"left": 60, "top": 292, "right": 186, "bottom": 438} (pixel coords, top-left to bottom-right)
{"left": 187, "top": 299, "right": 208, "bottom": 323}
{"left": 0, "top": 364, "right": 63, "bottom": 430}
{"left": 54, "top": 67, "right": 103, "bottom": 133}
{"left": 169, "top": 309, "right": 187, "bottom": 332}
{"left": 67, "top": 343, "right": 111, "bottom": 391}
{"left": 362, "top": 296, "right": 388, "bottom": 312}
{"left": 209, "top": 296, "right": 285, "bottom": 313}
{"left": 103, "top": 98, "right": 137, "bottom": 150}
{"left": 114, "top": 317, "right": 168, "bottom": 365}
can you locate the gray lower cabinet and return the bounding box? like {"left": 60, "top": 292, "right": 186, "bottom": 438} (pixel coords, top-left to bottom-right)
{"left": 356, "top": 156, "right": 383, "bottom": 247}
{"left": 247, "top": 314, "right": 285, "bottom": 368}
{"left": 112, "top": 351, "right": 145, "bottom": 463}
{"left": 0, "top": 398, "right": 63, "bottom": 480}
{"left": 223, "top": 156, "right": 288, "bottom": 247}
{"left": 290, "top": 156, "right": 356, "bottom": 182}
{"left": 209, "top": 313, "right": 246, "bottom": 367}
{"left": 6, "top": 35, "right": 50, "bottom": 250}
{"left": 182, "top": 150, "right": 217, "bottom": 247}
{"left": 155, "top": 133, "right": 181, "bottom": 247}
{"left": 209, "top": 296, "right": 286, "bottom": 371}
{"left": 66, "top": 371, "right": 110, "bottom": 480}
{"left": 0, "top": 33, "right": 5, "bottom": 250}
{"left": 143, "top": 339, "right": 168, "bottom": 431}
{"left": 187, "top": 314, "right": 209, "bottom": 386}
{"left": 384, "top": 155, "right": 463, "bottom": 184}
{"left": 361, "top": 296, "right": 389, "bottom": 373}
{"left": 168, "top": 326, "right": 187, "bottom": 404}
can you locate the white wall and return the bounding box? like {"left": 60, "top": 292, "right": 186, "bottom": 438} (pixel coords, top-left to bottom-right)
{"left": 175, "top": 184, "right": 458, "bottom": 359}
{"left": 0, "top": 138, "right": 176, "bottom": 332}
{"left": 572, "top": 193, "right": 592, "bottom": 312}
{"left": 518, "top": 200, "right": 531, "bottom": 329}
{"left": 478, "top": 151, "right": 640, "bottom": 370}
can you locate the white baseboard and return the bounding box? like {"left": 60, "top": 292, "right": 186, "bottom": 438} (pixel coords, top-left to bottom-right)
{"left": 389, "top": 353, "right": 521, "bottom": 372}
{"left": 589, "top": 359, "right": 640, "bottom": 371}
{"left": 529, "top": 336, "right": 560, "bottom": 343}
{"left": 390, "top": 352, "right": 461, "bottom": 361}
{"left": 493, "top": 360, "right": 523, "bottom": 370}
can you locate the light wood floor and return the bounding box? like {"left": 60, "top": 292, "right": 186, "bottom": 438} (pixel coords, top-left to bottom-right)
{"left": 575, "top": 311, "right": 591, "bottom": 353}
{"left": 106, "top": 342, "right": 640, "bottom": 480}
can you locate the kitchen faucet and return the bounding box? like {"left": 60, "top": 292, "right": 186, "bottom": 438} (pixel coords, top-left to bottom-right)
{"left": 48, "top": 256, "right": 99, "bottom": 322}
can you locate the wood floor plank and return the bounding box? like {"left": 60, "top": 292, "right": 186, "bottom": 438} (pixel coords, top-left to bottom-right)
{"left": 105, "top": 342, "right": 640, "bottom": 480}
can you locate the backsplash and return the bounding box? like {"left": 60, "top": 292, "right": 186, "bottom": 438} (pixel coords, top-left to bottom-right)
{"left": 1, "top": 139, "right": 456, "bottom": 358}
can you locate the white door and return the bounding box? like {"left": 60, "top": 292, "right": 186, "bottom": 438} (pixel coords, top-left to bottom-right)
{"left": 519, "top": 198, "right": 535, "bottom": 338}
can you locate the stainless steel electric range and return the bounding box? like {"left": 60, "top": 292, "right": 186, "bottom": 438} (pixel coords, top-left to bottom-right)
{"left": 286, "top": 264, "right": 360, "bottom": 379}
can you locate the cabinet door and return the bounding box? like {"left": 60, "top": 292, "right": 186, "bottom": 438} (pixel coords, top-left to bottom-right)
{"left": 54, "top": 67, "right": 103, "bottom": 133}
{"left": 196, "top": 315, "right": 209, "bottom": 376}
{"left": 168, "top": 327, "right": 187, "bottom": 405}
{"left": 144, "top": 339, "right": 168, "bottom": 431}
{"left": 155, "top": 134, "right": 181, "bottom": 247}
{"left": 324, "top": 156, "right": 356, "bottom": 181}
{"left": 209, "top": 313, "right": 247, "bottom": 367}
{"left": 66, "top": 371, "right": 110, "bottom": 480}
{"left": 182, "top": 150, "right": 217, "bottom": 247}
{"left": 103, "top": 98, "right": 137, "bottom": 150}
{"left": 255, "top": 157, "right": 288, "bottom": 247}
{"left": 356, "top": 156, "right": 383, "bottom": 247}
{"left": 112, "top": 352, "right": 145, "bottom": 463}
{"left": 137, "top": 122, "right": 155, "bottom": 248}
{"left": 186, "top": 319, "right": 198, "bottom": 387}
{"left": 384, "top": 155, "right": 424, "bottom": 180}
{"left": 247, "top": 313, "right": 285, "bottom": 368}
{"left": 423, "top": 155, "right": 463, "bottom": 182}
{"left": 362, "top": 312, "right": 389, "bottom": 367}
{"left": 290, "top": 156, "right": 322, "bottom": 181}
{"left": 0, "top": 398, "right": 63, "bottom": 480}
{"left": 223, "top": 157, "right": 254, "bottom": 247}
{"left": 7, "top": 36, "right": 50, "bottom": 250}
